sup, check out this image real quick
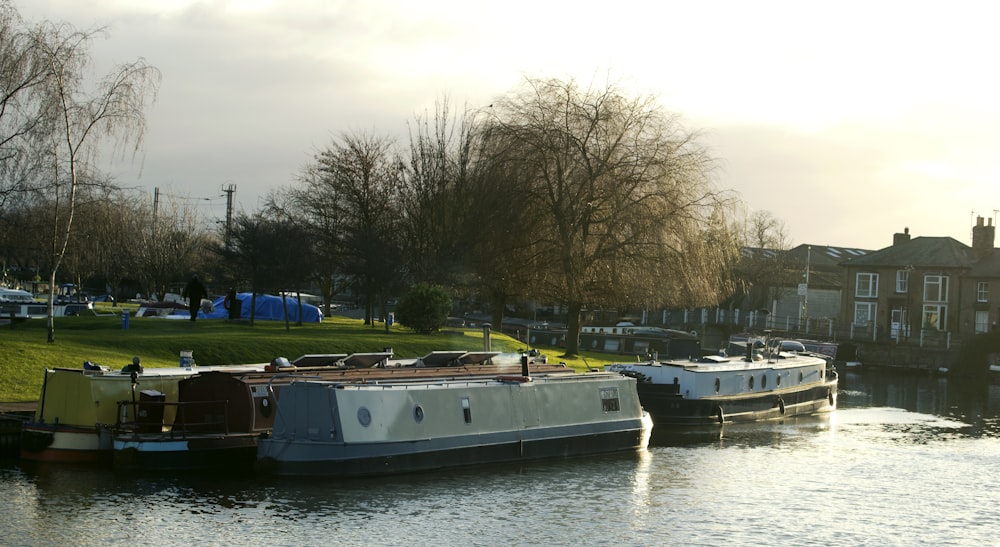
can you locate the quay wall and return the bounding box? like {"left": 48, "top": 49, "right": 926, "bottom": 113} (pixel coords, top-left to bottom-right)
{"left": 855, "top": 343, "right": 960, "bottom": 373}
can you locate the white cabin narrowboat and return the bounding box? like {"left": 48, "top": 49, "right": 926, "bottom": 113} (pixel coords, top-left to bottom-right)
{"left": 605, "top": 338, "right": 837, "bottom": 426}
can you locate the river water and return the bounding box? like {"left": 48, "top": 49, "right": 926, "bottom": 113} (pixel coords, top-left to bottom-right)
{"left": 2, "top": 367, "right": 998, "bottom": 546}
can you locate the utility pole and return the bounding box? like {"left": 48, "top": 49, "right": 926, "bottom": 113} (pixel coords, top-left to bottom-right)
{"left": 222, "top": 183, "right": 236, "bottom": 251}
{"left": 153, "top": 186, "right": 159, "bottom": 222}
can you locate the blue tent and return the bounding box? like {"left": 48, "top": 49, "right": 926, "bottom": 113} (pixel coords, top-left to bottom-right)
{"left": 199, "top": 293, "right": 323, "bottom": 322}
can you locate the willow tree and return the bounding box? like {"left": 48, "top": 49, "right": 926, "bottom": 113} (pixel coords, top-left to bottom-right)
{"left": 0, "top": 2, "right": 50, "bottom": 210}
{"left": 35, "top": 20, "right": 159, "bottom": 342}
{"left": 488, "top": 77, "right": 732, "bottom": 356}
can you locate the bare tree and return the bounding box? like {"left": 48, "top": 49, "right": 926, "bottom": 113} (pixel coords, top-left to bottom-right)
{"left": 135, "top": 195, "right": 208, "bottom": 301}
{"left": 399, "top": 97, "right": 479, "bottom": 285}
{"left": 728, "top": 209, "right": 793, "bottom": 312}
{"left": 488, "top": 77, "right": 728, "bottom": 356}
{"left": 33, "top": 20, "right": 159, "bottom": 341}
{"left": 265, "top": 183, "right": 342, "bottom": 318}
{"left": 314, "top": 131, "right": 402, "bottom": 329}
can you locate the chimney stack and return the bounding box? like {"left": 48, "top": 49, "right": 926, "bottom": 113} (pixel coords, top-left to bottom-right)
{"left": 893, "top": 227, "right": 911, "bottom": 246}
{"left": 972, "top": 216, "right": 995, "bottom": 259}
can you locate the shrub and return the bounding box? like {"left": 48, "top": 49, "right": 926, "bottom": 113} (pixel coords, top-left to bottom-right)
{"left": 395, "top": 283, "right": 452, "bottom": 334}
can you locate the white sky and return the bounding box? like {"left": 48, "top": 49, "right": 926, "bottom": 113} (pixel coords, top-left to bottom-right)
{"left": 16, "top": 0, "right": 1000, "bottom": 250}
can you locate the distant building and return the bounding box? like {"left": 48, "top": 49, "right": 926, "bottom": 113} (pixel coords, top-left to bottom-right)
{"left": 839, "top": 217, "right": 998, "bottom": 342}
{"left": 734, "top": 244, "right": 869, "bottom": 333}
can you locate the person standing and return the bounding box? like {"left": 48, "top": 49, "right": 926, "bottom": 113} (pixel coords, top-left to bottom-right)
{"left": 182, "top": 274, "right": 207, "bottom": 322}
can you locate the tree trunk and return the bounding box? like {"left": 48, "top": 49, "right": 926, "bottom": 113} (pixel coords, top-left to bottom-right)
{"left": 46, "top": 271, "right": 57, "bottom": 343}
{"left": 563, "top": 301, "right": 583, "bottom": 356}
{"left": 489, "top": 290, "right": 506, "bottom": 334}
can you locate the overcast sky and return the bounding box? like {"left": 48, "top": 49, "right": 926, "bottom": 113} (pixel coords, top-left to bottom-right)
{"left": 17, "top": 0, "right": 1000, "bottom": 251}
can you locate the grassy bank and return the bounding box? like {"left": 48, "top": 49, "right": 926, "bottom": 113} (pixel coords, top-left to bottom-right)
{"left": 0, "top": 311, "right": 620, "bottom": 402}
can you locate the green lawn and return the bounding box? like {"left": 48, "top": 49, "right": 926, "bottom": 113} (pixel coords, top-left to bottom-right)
{"left": 0, "top": 310, "right": 622, "bottom": 402}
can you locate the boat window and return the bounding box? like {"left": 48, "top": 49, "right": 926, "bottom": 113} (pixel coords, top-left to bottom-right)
{"left": 714, "top": 378, "right": 720, "bottom": 393}
{"left": 761, "top": 375, "right": 767, "bottom": 389}
{"left": 357, "top": 406, "right": 372, "bottom": 427}
{"left": 413, "top": 405, "right": 424, "bottom": 423}
{"left": 799, "top": 371, "right": 804, "bottom": 383}
{"left": 748, "top": 376, "right": 755, "bottom": 390}
{"left": 600, "top": 387, "right": 621, "bottom": 412}
{"left": 461, "top": 397, "right": 472, "bottom": 424}
{"left": 776, "top": 375, "right": 782, "bottom": 387}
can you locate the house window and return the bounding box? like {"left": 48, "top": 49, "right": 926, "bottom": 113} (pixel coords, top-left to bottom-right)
{"left": 975, "top": 310, "right": 989, "bottom": 334}
{"left": 854, "top": 302, "right": 877, "bottom": 326}
{"left": 856, "top": 273, "right": 878, "bottom": 298}
{"left": 923, "top": 275, "right": 949, "bottom": 303}
{"left": 896, "top": 270, "right": 909, "bottom": 293}
{"left": 922, "top": 304, "right": 947, "bottom": 331}
{"left": 977, "top": 282, "right": 989, "bottom": 303}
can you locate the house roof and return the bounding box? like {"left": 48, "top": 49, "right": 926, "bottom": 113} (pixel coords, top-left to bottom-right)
{"left": 840, "top": 236, "right": 972, "bottom": 269}
{"left": 741, "top": 244, "right": 871, "bottom": 266}
{"left": 966, "top": 250, "right": 1000, "bottom": 277}
{"left": 785, "top": 244, "right": 872, "bottom": 268}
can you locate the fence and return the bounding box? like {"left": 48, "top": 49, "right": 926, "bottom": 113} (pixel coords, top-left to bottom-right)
{"left": 651, "top": 308, "right": 961, "bottom": 350}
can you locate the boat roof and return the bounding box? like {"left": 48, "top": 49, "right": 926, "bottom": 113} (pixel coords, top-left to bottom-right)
{"left": 608, "top": 352, "right": 827, "bottom": 373}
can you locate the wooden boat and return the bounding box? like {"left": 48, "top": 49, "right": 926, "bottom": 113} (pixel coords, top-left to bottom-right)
{"left": 110, "top": 352, "right": 571, "bottom": 472}
{"left": 255, "top": 368, "right": 651, "bottom": 478}
{"left": 19, "top": 361, "right": 265, "bottom": 464}
{"left": 605, "top": 334, "right": 838, "bottom": 426}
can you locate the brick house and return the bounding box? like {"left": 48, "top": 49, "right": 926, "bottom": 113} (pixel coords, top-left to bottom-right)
{"left": 839, "top": 218, "right": 998, "bottom": 343}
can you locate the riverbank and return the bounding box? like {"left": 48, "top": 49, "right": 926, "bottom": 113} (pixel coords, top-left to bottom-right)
{"left": 0, "top": 313, "right": 620, "bottom": 403}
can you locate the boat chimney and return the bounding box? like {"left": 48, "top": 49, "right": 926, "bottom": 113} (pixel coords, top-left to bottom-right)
{"left": 482, "top": 323, "right": 492, "bottom": 352}
{"left": 521, "top": 354, "right": 530, "bottom": 377}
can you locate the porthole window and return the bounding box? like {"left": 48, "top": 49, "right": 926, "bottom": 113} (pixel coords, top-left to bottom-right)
{"left": 357, "top": 406, "right": 372, "bottom": 427}
{"left": 714, "top": 378, "right": 721, "bottom": 393}
{"left": 748, "top": 376, "right": 755, "bottom": 390}
{"left": 798, "top": 371, "right": 804, "bottom": 383}
{"left": 761, "top": 375, "right": 767, "bottom": 389}
{"left": 413, "top": 405, "right": 424, "bottom": 423}
{"left": 776, "top": 375, "right": 782, "bottom": 387}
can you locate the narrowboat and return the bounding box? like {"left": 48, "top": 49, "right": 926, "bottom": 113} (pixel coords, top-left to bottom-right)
{"left": 256, "top": 368, "right": 651, "bottom": 477}
{"left": 111, "top": 351, "right": 569, "bottom": 472}
{"left": 19, "top": 360, "right": 264, "bottom": 464}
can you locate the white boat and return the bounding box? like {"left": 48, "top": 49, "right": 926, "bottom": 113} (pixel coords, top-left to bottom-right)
{"left": 0, "top": 288, "right": 94, "bottom": 318}
{"left": 256, "top": 370, "right": 651, "bottom": 477}
{"left": 605, "top": 335, "right": 837, "bottom": 426}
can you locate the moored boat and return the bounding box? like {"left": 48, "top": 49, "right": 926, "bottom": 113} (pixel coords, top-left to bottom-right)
{"left": 111, "top": 351, "right": 571, "bottom": 472}
{"left": 605, "top": 334, "right": 837, "bottom": 426}
{"left": 256, "top": 369, "right": 651, "bottom": 478}
{"left": 19, "top": 360, "right": 265, "bottom": 464}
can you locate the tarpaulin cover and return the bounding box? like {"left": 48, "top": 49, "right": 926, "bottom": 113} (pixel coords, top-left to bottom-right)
{"left": 197, "top": 293, "right": 322, "bottom": 322}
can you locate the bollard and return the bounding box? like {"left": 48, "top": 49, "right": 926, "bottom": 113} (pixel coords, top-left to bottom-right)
{"left": 121, "top": 309, "right": 130, "bottom": 330}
